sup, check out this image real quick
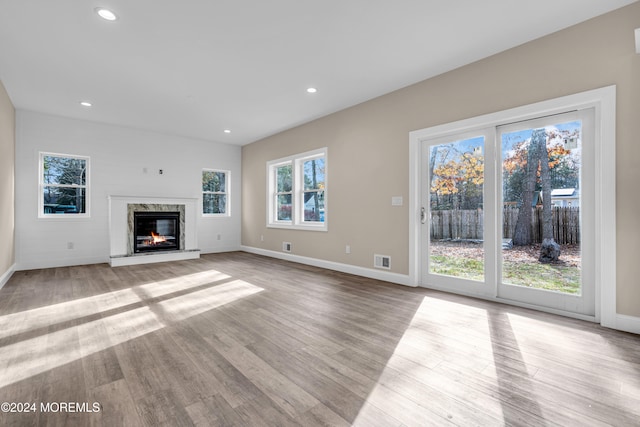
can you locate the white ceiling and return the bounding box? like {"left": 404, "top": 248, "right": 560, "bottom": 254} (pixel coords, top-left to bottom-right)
{"left": 0, "top": 0, "right": 636, "bottom": 146}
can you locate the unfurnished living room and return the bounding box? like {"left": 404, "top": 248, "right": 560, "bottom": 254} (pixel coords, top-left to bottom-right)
{"left": 1, "top": 1, "right": 640, "bottom": 426}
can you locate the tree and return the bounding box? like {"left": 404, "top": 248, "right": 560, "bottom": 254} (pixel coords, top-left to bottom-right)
{"left": 43, "top": 156, "right": 87, "bottom": 213}
{"left": 512, "top": 130, "right": 544, "bottom": 246}
{"left": 203, "top": 171, "right": 226, "bottom": 213}
{"left": 303, "top": 159, "right": 324, "bottom": 221}
{"left": 276, "top": 164, "right": 293, "bottom": 220}
{"left": 429, "top": 145, "right": 484, "bottom": 209}
{"left": 458, "top": 151, "right": 484, "bottom": 209}
{"left": 539, "top": 131, "right": 553, "bottom": 242}
{"left": 504, "top": 126, "right": 574, "bottom": 248}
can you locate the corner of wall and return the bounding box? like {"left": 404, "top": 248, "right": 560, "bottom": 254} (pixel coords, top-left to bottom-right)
{"left": 0, "top": 79, "right": 16, "bottom": 282}
{"left": 0, "top": 264, "right": 16, "bottom": 290}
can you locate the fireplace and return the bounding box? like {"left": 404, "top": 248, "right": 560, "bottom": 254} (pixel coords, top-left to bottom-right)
{"left": 109, "top": 197, "right": 198, "bottom": 267}
{"left": 133, "top": 211, "right": 180, "bottom": 253}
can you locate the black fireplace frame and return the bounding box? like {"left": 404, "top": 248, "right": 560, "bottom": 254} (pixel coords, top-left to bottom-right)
{"left": 133, "top": 211, "right": 181, "bottom": 253}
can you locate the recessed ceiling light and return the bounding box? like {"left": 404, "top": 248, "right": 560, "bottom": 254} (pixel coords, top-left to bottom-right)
{"left": 80, "top": 101, "right": 92, "bottom": 107}
{"left": 95, "top": 7, "right": 117, "bottom": 21}
{"left": 224, "top": 129, "right": 231, "bottom": 134}
{"left": 306, "top": 87, "right": 317, "bottom": 94}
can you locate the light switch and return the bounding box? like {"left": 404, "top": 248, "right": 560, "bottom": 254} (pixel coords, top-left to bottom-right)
{"left": 391, "top": 196, "right": 403, "bottom": 206}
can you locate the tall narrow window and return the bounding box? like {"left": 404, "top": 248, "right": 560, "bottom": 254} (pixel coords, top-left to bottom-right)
{"left": 268, "top": 148, "right": 327, "bottom": 230}
{"left": 202, "top": 169, "right": 229, "bottom": 216}
{"left": 39, "top": 152, "right": 90, "bottom": 217}
{"left": 302, "top": 157, "right": 325, "bottom": 223}
{"left": 275, "top": 163, "right": 293, "bottom": 221}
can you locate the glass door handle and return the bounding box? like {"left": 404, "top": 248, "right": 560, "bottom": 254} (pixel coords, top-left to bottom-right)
{"left": 421, "top": 207, "right": 427, "bottom": 224}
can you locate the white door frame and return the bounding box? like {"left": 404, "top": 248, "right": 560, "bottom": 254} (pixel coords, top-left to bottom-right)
{"left": 409, "top": 85, "right": 616, "bottom": 325}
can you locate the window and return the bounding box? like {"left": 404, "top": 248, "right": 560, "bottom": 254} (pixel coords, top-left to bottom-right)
{"left": 39, "top": 152, "right": 89, "bottom": 217}
{"left": 202, "top": 169, "right": 229, "bottom": 216}
{"left": 267, "top": 148, "right": 327, "bottom": 230}
{"left": 275, "top": 164, "right": 292, "bottom": 221}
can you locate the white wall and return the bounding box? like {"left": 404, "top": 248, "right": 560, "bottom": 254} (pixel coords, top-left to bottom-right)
{"left": 15, "top": 111, "right": 241, "bottom": 269}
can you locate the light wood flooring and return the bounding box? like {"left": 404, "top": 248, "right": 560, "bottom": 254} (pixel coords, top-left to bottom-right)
{"left": 0, "top": 252, "right": 638, "bottom": 426}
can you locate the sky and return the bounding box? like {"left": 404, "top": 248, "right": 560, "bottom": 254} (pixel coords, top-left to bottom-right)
{"left": 501, "top": 120, "right": 581, "bottom": 153}
{"left": 431, "top": 120, "right": 582, "bottom": 168}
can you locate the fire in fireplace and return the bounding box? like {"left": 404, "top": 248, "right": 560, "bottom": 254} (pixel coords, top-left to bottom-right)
{"left": 133, "top": 211, "right": 180, "bottom": 253}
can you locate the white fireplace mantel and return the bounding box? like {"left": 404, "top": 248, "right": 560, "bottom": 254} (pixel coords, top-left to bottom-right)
{"left": 108, "top": 195, "right": 200, "bottom": 267}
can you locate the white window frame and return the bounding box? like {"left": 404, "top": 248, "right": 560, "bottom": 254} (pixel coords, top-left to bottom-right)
{"left": 202, "top": 169, "right": 230, "bottom": 217}
{"left": 267, "top": 147, "right": 327, "bottom": 231}
{"left": 39, "top": 152, "right": 90, "bottom": 218}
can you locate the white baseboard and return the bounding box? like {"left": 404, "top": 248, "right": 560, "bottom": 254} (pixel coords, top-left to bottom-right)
{"left": 16, "top": 256, "right": 108, "bottom": 271}
{"left": 0, "top": 264, "right": 16, "bottom": 290}
{"left": 611, "top": 314, "right": 640, "bottom": 335}
{"left": 200, "top": 245, "right": 242, "bottom": 255}
{"left": 241, "top": 245, "right": 414, "bottom": 287}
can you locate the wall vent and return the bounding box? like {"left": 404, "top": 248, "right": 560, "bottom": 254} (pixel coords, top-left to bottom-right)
{"left": 374, "top": 254, "right": 391, "bottom": 270}
{"left": 282, "top": 242, "right": 292, "bottom": 253}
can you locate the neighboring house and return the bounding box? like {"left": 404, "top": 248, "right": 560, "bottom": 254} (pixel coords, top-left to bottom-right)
{"left": 304, "top": 196, "right": 325, "bottom": 222}
{"left": 503, "top": 189, "right": 578, "bottom": 208}
{"left": 551, "top": 188, "right": 579, "bottom": 207}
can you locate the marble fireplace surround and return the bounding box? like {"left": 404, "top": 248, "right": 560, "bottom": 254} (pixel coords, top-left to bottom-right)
{"left": 127, "top": 203, "right": 185, "bottom": 255}
{"left": 108, "top": 195, "right": 200, "bottom": 267}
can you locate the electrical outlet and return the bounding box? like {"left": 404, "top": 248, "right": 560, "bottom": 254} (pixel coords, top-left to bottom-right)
{"left": 67, "top": 242, "right": 74, "bottom": 250}
{"left": 217, "top": 234, "right": 221, "bottom": 240}
{"left": 346, "top": 245, "right": 351, "bottom": 254}
{"left": 261, "top": 235, "right": 264, "bottom": 242}
{"left": 283, "top": 242, "right": 292, "bottom": 252}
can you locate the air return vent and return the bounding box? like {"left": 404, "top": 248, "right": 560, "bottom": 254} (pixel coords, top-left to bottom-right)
{"left": 374, "top": 254, "right": 391, "bottom": 270}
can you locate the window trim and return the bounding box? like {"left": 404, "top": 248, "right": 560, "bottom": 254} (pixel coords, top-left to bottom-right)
{"left": 202, "top": 169, "right": 230, "bottom": 217}
{"left": 38, "top": 151, "right": 90, "bottom": 219}
{"left": 267, "top": 147, "right": 327, "bottom": 231}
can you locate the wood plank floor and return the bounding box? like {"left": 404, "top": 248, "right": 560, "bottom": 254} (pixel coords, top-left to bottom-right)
{"left": 0, "top": 252, "right": 638, "bottom": 426}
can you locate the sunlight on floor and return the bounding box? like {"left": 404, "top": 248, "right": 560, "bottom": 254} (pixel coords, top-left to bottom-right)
{"left": 0, "top": 306, "right": 160, "bottom": 388}
{"left": 351, "top": 295, "right": 514, "bottom": 425}
{"left": 0, "top": 271, "right": 263, "bottom": 389}
{"left": 137, "top": 270, "right": 231, "bottom": 299}
{"left": 157, "top": 280, "right": 263, "bottom": 322}
{"left": 0, "top": 270, "right": 230, "bottom": 339}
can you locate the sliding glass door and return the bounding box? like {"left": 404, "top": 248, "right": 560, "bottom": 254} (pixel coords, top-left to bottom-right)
{"left": 497, "top": 110, "right": 595, "bottom": 315}
{"left": 421, "top": 109, "right": 595, "bottom": 316}
{"left": 421, "top": 129, "right": 497, "bottom": 298}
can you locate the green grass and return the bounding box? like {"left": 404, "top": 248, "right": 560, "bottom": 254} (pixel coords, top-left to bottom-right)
{"left": 502, "top": 261, "right": 580, "bottom": 294}
{"left": 429, "top": 255, "right": 484, "bottom": 282}
{"left": 430, "top": 255, "right": 580, "bottom": 294}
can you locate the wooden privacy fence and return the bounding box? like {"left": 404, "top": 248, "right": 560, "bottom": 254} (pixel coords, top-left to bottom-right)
{"left": 430, "top": 207, "right": 580, "bottom": 245}
{"left": 430, "top": 209, "right": 484, "bottom": 240}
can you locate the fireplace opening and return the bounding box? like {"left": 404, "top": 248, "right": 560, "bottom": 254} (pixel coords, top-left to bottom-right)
{"left": 134, "top": 211, "right": 180, "bottom": 253}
